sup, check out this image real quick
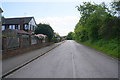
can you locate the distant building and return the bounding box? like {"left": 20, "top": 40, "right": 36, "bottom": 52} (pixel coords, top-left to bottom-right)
{"left": 2, "top": 17, "right": 37, "bottom": 34}
{"left": 61, "top": 36, "right": 66, "bottom": 40}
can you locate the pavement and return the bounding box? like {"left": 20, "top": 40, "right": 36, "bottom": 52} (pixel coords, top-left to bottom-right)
{"left": 4, "top": 40, "right": 118, "bottom": 78}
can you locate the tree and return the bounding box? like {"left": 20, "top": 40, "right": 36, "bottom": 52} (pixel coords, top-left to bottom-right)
{"left": 53, "top": 32, "right": 61, "bottom": 42}
{"left": 111, "top": 0, "right": 120, "bottom": 16}
{"left": 76, "top": 2, "right": 97, "bottom": 25}
{"left": 35, "top": 23, "right": 54, "bottom": 41}
{"left": 74, "top": 2, "right": 116, "bottom": 41}
{"left": 74, "top": 22, "right": 88, "bottom": 42}
{"left": 85, "top": 4, "right": 110, "bottom": 41}
{"left": 66, "top": 32, "right": 74, "bottom": 40}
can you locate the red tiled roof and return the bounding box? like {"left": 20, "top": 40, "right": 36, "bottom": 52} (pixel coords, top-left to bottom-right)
{"left": 35, "top": 34, "right": 47, "bottom": 39}
{"left": 35, "top": 34, "right": 47, "bottom": 37}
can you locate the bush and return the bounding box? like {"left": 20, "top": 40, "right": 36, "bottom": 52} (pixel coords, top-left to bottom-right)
{"left": 81, "top": 39, "right": 119, "bottom": 58}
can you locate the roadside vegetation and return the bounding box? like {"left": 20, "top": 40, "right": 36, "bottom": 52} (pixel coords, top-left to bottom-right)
{"left": 35, "top": 23, "right": 54, "bottom": 42}
{"left": 66, "top": 32, "right": 75, "bottom": 40}
{"left": 35, "top": 23, "right": 63, "bottom": 43}
{"left": 67, "top": 1, "right": 120, "bottom": 59}
{"left": 52, "top": 32, "right": 62, "bottom": 43}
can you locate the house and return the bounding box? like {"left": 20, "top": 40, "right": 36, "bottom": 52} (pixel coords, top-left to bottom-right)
{"left": 2, "top": 17, "right": 37, "bottom": 49}
{"left": 2, "top": 17, "right": 37, "bottom": 34}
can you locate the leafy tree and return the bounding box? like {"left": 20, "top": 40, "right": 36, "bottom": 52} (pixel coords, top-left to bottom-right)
{"left": 72, "top": 32, "right": 75, "bottom": 40}
{"left": 35, "top": 23, "right": 54, "bottom": 41}
{"left": 74, "top": 22, "right": 88, "bottom": 42}
{"left": 76, "top": 2, "right": 97, "bottom": 25}
{"left": 85, "top": 4, "right": 110, "bottom": 41}
{"left": 74, "top": 2, "right": 117, "bottom": 42}
{"left": 110, "top": 1, "right": 120, "bottom": 40}
{"left": 53, "top": 32, "right": 61, "bottom": 42}
{"left": 67, "top": 32, "right": 74, "bottom": 40}
{"left": 73, "top": 1, "right": 119, "bottom": 58}
{"left": 75, "top": 2, "right": 99, "bottom": 41}
{"left": 111, "top": 0, "right": 120, "bottom": 16}
{"left": 55, "top": 32, "right": 60, "bottom": 36}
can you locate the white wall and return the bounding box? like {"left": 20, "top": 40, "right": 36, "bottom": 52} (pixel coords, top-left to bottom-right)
{"left": 29, "top": 18, "right": 37, "bottom": 31}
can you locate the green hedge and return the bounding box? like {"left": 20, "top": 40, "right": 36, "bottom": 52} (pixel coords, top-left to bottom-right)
{"left": 78, "top": 39, "right": 119, "bottom": 59}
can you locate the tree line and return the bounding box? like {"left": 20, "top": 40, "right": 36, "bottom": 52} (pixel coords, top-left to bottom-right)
{"left": 67, "top": 1, "right": 120, "bottom": 58}
{"left": 34, "top": 23, "right": 62, "bottom": 42}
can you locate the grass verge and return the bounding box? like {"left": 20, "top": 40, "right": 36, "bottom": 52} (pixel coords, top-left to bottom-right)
{"left": 77, "top": 39, "right": 119, "bottom": 59}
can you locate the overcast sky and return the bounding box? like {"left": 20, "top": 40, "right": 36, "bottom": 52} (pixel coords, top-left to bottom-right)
{"left": 1, "top": 0, "right": 112, "bottom": 36}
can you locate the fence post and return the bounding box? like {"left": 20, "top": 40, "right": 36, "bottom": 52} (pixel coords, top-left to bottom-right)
{"left": 2, "top": 37, "right": 7, "bottom": 51}
{"left": 29, "top": 35, "right": 31, "bottom": 46}
{"left": 40, "top": 39, "right": 42, "bottom": 43}
{"left": 19, "top": 35, "right": 23, "bottom": 48}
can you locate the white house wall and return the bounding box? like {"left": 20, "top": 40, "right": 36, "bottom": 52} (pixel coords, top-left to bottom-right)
{"left": 29, "top": 18, "right": 37, "bottom": 31}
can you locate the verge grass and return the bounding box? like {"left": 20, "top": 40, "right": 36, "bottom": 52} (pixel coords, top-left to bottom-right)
{"left": 77, "top": 39, "right": 119, "bottom": 59}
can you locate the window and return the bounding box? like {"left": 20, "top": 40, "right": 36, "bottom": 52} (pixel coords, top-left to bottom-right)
{"left": 18, "top": 25, "right": 20, "bottom": 30}
{"left": 13, "top": 25, "right": 15, "bottom": 29}
{"left": 15, "top": 25, "right": 18, "bottom": 29}
{"left": 2, "top": 26, "right": 5, "bottom": 30}
{"left": 5, "top": 25, "right": 9, "bottom": 29}
{"left": 24, "top": 24, "right": 28, "bottom": 30}
{"left": 9, "top": 25, "right": 12, "bottom": 29}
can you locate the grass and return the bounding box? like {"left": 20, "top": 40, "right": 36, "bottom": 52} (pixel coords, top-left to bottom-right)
{"left": 77, "top": 38, "right": 119, "bottom": 59}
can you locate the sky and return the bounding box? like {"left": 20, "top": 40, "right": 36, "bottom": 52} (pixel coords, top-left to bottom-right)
{"left": 1, "top": 0, "right": 112, "bottom": 36}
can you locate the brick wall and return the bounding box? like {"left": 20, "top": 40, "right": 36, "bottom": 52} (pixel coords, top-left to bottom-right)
{"left": 2, "top": 42, "right": 54, "bottom": 59}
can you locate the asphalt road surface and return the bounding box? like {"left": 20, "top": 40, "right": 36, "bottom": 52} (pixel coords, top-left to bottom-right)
{"left": 2, "top": 42, "right": 62, "bottom": 75}
{"left": 6, "top": 40, "right": 118, "bottom": 78}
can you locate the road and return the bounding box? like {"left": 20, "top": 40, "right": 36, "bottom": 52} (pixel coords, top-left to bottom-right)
{"left": 2, "top": 42, "right": 62, "bottom": 76}
{"left": 6, "top": 40, "right": 118, "bottom": 78}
